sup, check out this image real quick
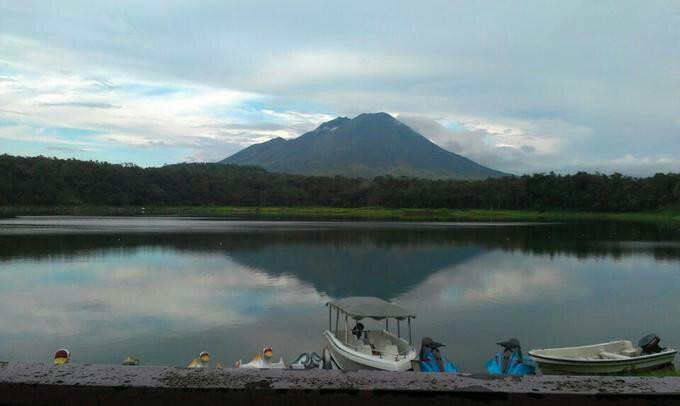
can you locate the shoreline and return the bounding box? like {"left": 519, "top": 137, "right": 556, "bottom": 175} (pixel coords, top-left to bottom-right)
{"left": 2, "top": 361, "right": 680, "bottom": 405}
{"left": 1, "top": 206, "right": 679, "bottom": 225}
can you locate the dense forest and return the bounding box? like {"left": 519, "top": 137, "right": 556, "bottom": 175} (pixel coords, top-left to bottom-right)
{"left": 1, "top": 154, "right": 679, "bottom": 211}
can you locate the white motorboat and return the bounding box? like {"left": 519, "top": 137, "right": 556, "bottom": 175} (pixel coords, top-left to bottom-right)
{"left": 323, "top": 297, "right": 417, "bottom": 372}
{"left": 529, "top": 338, "right": 677, "bottom": 375}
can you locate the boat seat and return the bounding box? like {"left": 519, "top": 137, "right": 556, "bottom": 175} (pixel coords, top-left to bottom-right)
{"left": 369, "top": 337, "right": 386, "bottom": 348}
{"left": 599, "top": 351, "right": 629, "bottom": 360}
{"left": 377, "top": 338, "right": 392, "bottom": 349}
{"left": 347, "top": 335, "right": 361, "bottom": 347}
{"left": 382, "top": 344, "right": 399, "bottom": 358}
{"left": 359, "top": 345, "right": 372, "bottom": 355}
{"left": 621, "top": 348, "right": 639, "bottom": 357}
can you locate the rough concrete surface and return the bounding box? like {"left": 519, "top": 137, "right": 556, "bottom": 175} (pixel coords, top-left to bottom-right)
{"left": 1, "top": 361, "right": 679, "bottom": 405}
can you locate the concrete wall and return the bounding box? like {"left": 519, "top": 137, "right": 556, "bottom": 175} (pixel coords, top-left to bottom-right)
{"left": 1, "top": 361, "right": 679, "bottom": 405}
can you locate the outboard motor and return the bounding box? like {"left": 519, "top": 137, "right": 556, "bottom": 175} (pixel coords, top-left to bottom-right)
{"left": 485, "top": 338, "right": 536, "bottom": 376}
{"left": 419, "top": 337, "right": 458, "bottom": 373}
{"left": 639, "top": 334, "right": 665, "bottom": 355}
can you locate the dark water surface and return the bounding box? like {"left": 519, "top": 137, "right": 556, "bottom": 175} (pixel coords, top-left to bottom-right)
{"left": 1, "top": 216, "right": 678, "bottom": 372}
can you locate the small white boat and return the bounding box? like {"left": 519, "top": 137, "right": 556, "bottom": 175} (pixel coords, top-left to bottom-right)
{"left": 529, "top": 339, "right": 677, "bottom": 375}
{"left": 323, "top": 297, "right": 417, "bottom": 372}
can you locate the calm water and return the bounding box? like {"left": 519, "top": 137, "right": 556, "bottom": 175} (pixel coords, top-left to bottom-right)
{"left": 1, "top": 216, "right": 679, "bottom": 372}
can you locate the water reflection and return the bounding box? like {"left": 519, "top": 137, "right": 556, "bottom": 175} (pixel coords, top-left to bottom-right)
{"left": 0, "top": 217, "right": 678, "bottom": 371}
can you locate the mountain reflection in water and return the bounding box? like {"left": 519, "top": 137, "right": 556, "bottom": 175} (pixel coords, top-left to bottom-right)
{"left": 0, "top": 218, "right": 678, "bottom": 371}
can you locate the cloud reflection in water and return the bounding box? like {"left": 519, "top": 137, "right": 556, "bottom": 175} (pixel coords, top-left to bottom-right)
{"left": 0, "top": 219, "right": 678, "bottom": 371}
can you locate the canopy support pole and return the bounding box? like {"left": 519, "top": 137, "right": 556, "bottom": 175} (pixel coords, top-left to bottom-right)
{"left": 335, "top": 309, "right": 339, "bottom": 337}
{"left": 397, "top": 320, "right": 400, "bottom": 338}
{"left": 408, "top": 317, "right": 412, "bottom": 345}
{"left": 328, "top": 306, "right": 331, "bottom": 331}
{"left": 345, "top": 314, "right": 348, "bottom": 344}
{"left": 386, "top": 319, "right": 389, "bottom": 331}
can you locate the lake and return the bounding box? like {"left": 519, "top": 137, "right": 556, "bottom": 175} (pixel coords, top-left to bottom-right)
{"left": 0, "top": 216, "right": 678, "bottom": 372}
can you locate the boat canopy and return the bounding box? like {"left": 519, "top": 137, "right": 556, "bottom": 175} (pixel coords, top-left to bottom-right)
{"left": 327, "top": 297, "right": 415, "bottom": 320}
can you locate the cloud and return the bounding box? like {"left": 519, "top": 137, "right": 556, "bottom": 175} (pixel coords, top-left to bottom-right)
{"left": 251, "top": 50, "right": 445, "bottom": 91}
{"left": 397, "top": 113, "right": 594, "bottom": 175}
{"left": 0, "top": 123, "right": 101, "bottom": 149}
{"left": 0, "top": 2, "right": 678, "bottom": 173}
{"left": 397, "top": 251, "right": 590, "bottom": 310}
{"left": 0, "top": 35, "right": 332, "bottom": 165}
{"left": 45, "top": 146, "right": 94, "bottom": 153}
{"left": 39, "top": 102, "right": 120, "bottom": 109}
{"left": 399, "top": 114, "right": 680, "bottom": 176}
{"left": 0, "top": 251, "right": 328, "bottom": 338}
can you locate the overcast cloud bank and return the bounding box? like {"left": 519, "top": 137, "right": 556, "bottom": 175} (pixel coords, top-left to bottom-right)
{"left": 0, "top": 1, "right": 678, "bottom": 175}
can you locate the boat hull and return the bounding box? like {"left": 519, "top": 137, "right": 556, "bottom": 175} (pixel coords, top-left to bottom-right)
{"left": 323, "top": 330, "right": 415, "bottom": 372}
{"left": 530, "top": 346, "right": 677, "bottom": 375}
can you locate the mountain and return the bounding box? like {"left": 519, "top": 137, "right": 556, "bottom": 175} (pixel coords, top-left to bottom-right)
{"left": 220, "top": 112, "right": 507, "bottom": 179}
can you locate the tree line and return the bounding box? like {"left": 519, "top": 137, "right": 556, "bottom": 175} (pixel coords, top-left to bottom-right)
{"left": 1, "top": 154, "right": 679, "bottom": 211}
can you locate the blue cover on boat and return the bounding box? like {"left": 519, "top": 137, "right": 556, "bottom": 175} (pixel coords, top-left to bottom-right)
{"left": 419, "top": 349, "right": 458, "bottom": 373}
{"left": 485, "top": 350, "right": 535, "bottom": 376}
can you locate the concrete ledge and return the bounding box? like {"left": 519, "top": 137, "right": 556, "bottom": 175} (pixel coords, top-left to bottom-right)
{"left": 1, "top": 361, "right": 679, "bottom": 405}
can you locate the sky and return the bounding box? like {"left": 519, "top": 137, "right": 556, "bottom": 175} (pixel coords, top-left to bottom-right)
{"left": 0, "top": 1, "right": 678, "bottom": 175}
